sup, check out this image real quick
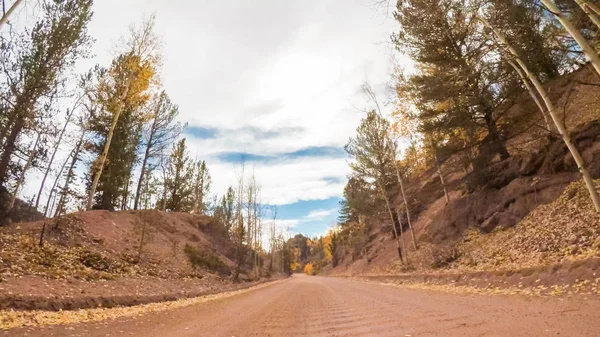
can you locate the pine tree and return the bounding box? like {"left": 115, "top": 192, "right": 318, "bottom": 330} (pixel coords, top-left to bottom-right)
{"left": 393, "top": 0, "right": 514, "bottom": 171}
{"left": 134, "top": 91, "right": 184, "bottom": 210}
{"left": 345, "top": 110, "right": 405, "bottom": 261}
{"left": 85, "top": 18, "right": 158, "bottom": 210}
{"left": 0, "top": 0, "right": 93, "bottom": 186}
{"left": 164, "top": 139, "right": 193, "bottom": 212}
{"left": 191, "top": 160, "right": 211, "bottom": 214}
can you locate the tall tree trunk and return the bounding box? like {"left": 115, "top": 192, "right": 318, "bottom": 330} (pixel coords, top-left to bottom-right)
{"left": 394, "top": 208, "right": 408, "bottom": 262}
{"left": 394, "top": 164, "right": 418, "bottom": 250}
{"left": 43, "top": 148, "right": 71, "bottom": 217}
{"left": 134, "top": 132, "right": 155, "bottom": 210}
{"left": 0, "top": 116, "right": 24, "bottom": 185}
{"left": 247, "top": 182, "right": 253, "bottom": 253}
{"left": 35, "top": 108, "right": 76, "bottom": 209}
{"left": 48, "top": 190, "right": 58, "bottom": 218}
{"left": 86, "top": 84, "right": 130, "bottom": 211}
{"left": 574, "top": 0, "right": 600, "bottom": 31}
{"left": 539, "top": 0, "right": 600, "bottom": 77}
{"left": 506, "top": 60, "right": 552, "bottom": 131}
{"left": 378, "top": 180, "right": 405, "bottom": 263}
{"left": 432, "top": 146, "right": 450, "bottom": 204}
{"left": 143, "top": 173, "right": 150, "bottom": 209}
{"left": 55, "top": 131, "right": 84, "bottom": 217}
{"left": 483, "top": 17, "right": 600, "bottom": 213}
{"left": 160, "top": 166, "right": 168, "bottom": 211}
{"left": 484, "top": 112, "right": 510, "bottom": 160}
{"left": 0, "top": 0, "right": 25, "bottom": 31}
{"left": 122, "top": 177, "right": 131, "bottom": 210}
{"left": 0, "top": 116, "right": 14, "bottom": 151}
{"left": 9, "top": 132, "right": 40, "bottom": 210}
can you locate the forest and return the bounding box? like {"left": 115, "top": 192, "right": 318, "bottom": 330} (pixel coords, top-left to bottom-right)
{"left": 297, "top": 0, "right": 600, "bottom": 273}
{"left": 2, "top": 0, "right": 600, "bottom": 276}
{"left": 0, "top": 1, "right": 294, "bottom": 280}
{"left": 2, "top": 0, "right": 600, "bottom": 334}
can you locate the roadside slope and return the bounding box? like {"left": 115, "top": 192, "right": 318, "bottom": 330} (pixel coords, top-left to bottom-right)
{"left": 0, "top": 210, "right": 275, "bottom": 311}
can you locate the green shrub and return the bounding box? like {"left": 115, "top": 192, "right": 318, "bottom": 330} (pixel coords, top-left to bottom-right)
{"left": 184, "top": 244, "right": 230, "bottom": 276}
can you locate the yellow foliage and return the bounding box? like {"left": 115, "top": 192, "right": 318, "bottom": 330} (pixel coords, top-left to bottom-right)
{"left": 303, "top": 263, "right": 314, "bottom": 276}
{"left": 98, "top": 53, "right": 156, "bottom": 117}
{"left": 289, "top": 247, "right": 301, "bottom": 271}
{"left": 322, "top": 231, "right": 333, "bottom": 263}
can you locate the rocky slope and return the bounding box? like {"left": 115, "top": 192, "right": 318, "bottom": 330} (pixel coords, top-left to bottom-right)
{"left": 326, "top": 65, "right": 600, "bottom": 290}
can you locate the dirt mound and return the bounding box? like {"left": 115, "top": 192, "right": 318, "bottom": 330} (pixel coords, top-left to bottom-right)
{"left": 0, "top": 210, "right": 240, "bottom": 281}
{"left": 0, "top": 210, "right": 277, "bottom": 311}
{"left": 330, "top": 113, "right": 600, "bottom": 282}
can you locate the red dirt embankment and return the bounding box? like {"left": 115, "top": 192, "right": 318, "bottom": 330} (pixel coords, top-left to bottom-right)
{"left": 325, "top": 66, "right": 600, "bottom": 291}
{"left": 0, "top": 210, "right": 279, "bottom": 311}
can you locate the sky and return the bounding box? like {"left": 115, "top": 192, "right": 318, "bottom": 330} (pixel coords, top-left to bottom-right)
{"left": 18, "top": 0, "right": 405, "bottom": 237}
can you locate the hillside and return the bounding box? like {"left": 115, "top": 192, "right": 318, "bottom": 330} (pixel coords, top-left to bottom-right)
{"left": 0, "top": 210, "right": 278, "bottom": 311}
{"left": 324, "top": 65, "right": 600, "bottom": 291}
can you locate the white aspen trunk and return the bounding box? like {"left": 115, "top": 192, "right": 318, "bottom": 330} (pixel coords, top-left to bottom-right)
{"left": 86, "top": 85, "right": 130, "bottom": 211}
{"left": 246, "top": 181, "right": 253, "bottom": 270}
{"left": 253, "top": 187, "right": 259, "bottom": 276}
{"left": 432, "top": 146, "right": 450, "bottom": 204}
{"left": 0, "top": 0, "right": 25, "bottom": 31}
{"left": 539, "top": 0, "right": 600, "bottom": 77}
{"left": 134, "top": 99, "right": 161, "bottom": 210}
{"left": 395, "top": 163, "right": 418, "bottom": 250}
{"left": 507, "top": 59, "right": 552, "bottom": 131}
{"left": 378, "top": 181, "right": 405, "bottom": 263}
{"left": 394, "top": 208, "right": 408, "bottom": 264}
{"left": 574, "top": 0, "right": 600, "bottom": 31}
{"left": 55, "top": 131, "right": 85, "bottom": 217}
{"left": 44, "top": 148, "right": 71, "bottom": 217}
{"left": 36, "top": 107, "right": 77, "bottom": 209}
{"left": 9, "top": 132, "right": 40, "bottom": 210}
{"left": 483, "top": 17, "right": 600, "bottom": 213}
{"left": 86, "top": 108, "right": 122, "bottom": 210}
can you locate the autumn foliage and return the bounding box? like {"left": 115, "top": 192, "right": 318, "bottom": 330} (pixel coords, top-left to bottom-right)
{"left": 303, "top": 263, "right": 314, "bottom": 276}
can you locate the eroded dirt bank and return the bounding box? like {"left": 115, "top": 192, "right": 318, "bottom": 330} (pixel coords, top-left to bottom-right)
{"left": 6, "top": 274, "right": 600, "bottom": 337}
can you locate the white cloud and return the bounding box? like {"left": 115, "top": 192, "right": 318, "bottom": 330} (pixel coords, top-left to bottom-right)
{"left": 203, "top": 156, "right": 349, "bottom": 205}
{"left": 17, "top": 0, "right": 405, "bottom": 213}
{"left": 304, "top": 208, "right": 338, "bottom": 220}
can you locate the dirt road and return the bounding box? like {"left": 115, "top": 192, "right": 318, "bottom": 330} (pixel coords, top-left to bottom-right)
{"left": 9, "top": 274, "right": 600, "bottom": 337}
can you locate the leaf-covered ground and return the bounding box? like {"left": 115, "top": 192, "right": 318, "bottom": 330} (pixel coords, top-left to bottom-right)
{"left": 452, "top": 179, "right": 600, "bottom": 271}
{"left": 0, "top": 280, "right": 283, "bottom": 330}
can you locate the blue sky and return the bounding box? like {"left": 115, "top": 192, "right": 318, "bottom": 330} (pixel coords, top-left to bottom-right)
{"left": 268, "top": 197, "right": 342, "bottom": 237}
{"left": 17, "top": 0, "right": 405, "bottom": 237}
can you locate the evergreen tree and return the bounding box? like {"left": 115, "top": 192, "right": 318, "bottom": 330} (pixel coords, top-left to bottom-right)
{"left": 0, "top": 0, "right": 93, "bottom": 186}
{"left": 85, "top": 18, "right": 158, "bottom": 211}
{"left": 164, "top": 139, "right": 193, "bottom": 212}
{"left": 345, "top": 110, "right": 404, "bottom": 261}
{"left": 393, "top": 0, "right": 513, "bottom": 169}
{"left": 134, "top": 91, "right": 184, "bottom": 210}
{"left": 191, "top": 160, "right": 211, "bottom": 214}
